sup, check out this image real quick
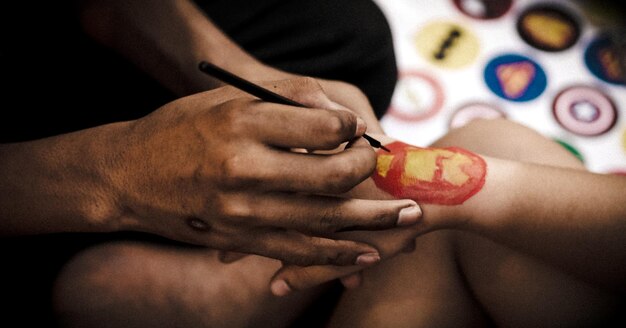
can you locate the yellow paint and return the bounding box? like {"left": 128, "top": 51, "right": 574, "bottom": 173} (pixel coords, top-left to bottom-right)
{"left": 376, "top": 154, "right": 394, "bottom": 178}
{"left": 402, "top": 148, "right": 453, "bottom": 185}
{"left": 523, "top": 14, "right": 573, "bottom": 48}
{"left": 441, "top": 153, "right": 472, "bottom": 186}
{"left": 400, "top": 148, "right": 472, "bottom": 186}
{"left": 599, "top": 49, "right": 622, "bottom": 80}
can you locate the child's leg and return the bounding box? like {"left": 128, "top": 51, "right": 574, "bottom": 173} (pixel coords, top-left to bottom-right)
{"left": 54, "top": 241, "right": 325, "bottom": 328}
{"left": 329, "top": 119, "right": 622, "bottom": 327}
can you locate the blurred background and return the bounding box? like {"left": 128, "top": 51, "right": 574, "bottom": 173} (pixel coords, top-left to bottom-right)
{"left": 374, "top": 0, "right": 626, "bottom": 174}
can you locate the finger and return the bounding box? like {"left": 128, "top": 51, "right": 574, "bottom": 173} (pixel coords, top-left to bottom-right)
{"left": 234, "top": 140, "right": 376, "bottom": 194}
{"left": 340, "top": 272, "right": 363, "bottom": 289}
{"left": 217, "top": 251, "right": 248, "bottom": 263}
{"left": 269, "top": 231, "right": 426, "bottom": 296}
{"left": 270, "top": 264, "right": 361, "bottom": 296}
{"left": 261, "top": 77, "right": 341, "bottom": 111}
{"left": 250, "top": 102, "right": 366, "bottom": 150}
{"left": 245, "top": 229, "right": 381, "bottom": 267}
{"left": 337, "top": 227, "right": 423, "bottom": 259}
{"left": 243, "top": 194, "right": 421, "bottom": 233}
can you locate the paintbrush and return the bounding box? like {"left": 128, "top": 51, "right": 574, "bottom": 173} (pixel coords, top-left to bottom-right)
{"left": 198, "top": 61, "right": 390, "bottom": 152}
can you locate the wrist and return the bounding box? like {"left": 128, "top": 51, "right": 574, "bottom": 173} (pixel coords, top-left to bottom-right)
{"left": 71, "top": 121, "right": 134, "bottom": 233}
{"left": 0, "top": 123, "right": 132, "bottom": 234}
{"left": 461, "top": 157, "right": 523, "bottom": 235}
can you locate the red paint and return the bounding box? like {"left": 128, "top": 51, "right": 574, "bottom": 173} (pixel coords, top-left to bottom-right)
{"left": 372, "top": 141, "right": 486, "bottom": 205}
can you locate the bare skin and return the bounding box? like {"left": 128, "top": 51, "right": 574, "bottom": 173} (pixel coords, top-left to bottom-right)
{"left": 26, "top": 1, "right": 624, "bottom": 325}
{"left": 327, "top": 120, "right": 625, "bottom": 327}
{"left": 54, "top": 119, "right": 626, "bottom": 327}
{"left": 0, "top": 78, "right": 423, "bottom": 265}
{"left": 274, "top": 125, "right": 626, "bottom": 294}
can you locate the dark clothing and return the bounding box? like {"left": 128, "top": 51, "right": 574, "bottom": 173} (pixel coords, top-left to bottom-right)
{"left": 198, "top": 0, "right": 398, "bottom": 117}
{"left": 0, "top": 1, "right": 397, "bottom": 326}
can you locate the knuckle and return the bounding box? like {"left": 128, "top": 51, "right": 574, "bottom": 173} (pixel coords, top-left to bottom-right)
{"left": 213, "top": 194, "right": 253, "bottom": 220}
{"left": 315, "top": 209, "right": 343, "bottom": 232}
{"left": 292, "top": 77, "right": 333, "bottom": 109}
{"left": 321, "top": 247, "right": 353, "bottom": 266}
{"left": 283, "top": 239, "right": 324, "bottom": 266}
{"left": 370, "top": 210, "right": 396, "bottom": 228}
{"left": 295, "top": 76, "right": 323, "bottom": 92}
{"left": 310, "top": 237, "right": 355, "bottom": 266}
{"left": 326, "top": 114, "right": 347, "bottom": 137}
{"left": 321, "top": 160, "right": 361, "bottom": 194}
{"left": 326, "top": 112, "right": 355, "bottom": 139}
{"left": 220, "top": 154, "right": 251, "bottom": 188}
{"left": 217, "top": 99, "right": 253, "bottom": 132}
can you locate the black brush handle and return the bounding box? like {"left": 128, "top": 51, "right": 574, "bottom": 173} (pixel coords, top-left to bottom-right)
{"left": 198, "top": 61, "right": 389, "bottom": 152}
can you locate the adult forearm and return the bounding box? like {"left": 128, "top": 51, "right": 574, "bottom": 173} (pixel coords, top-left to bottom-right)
{"left": 0, "top": 123, "right": 126, "bottom": 235}
{"left": 76, "top": 0, "right": 385, "bottom": 131}
{"left": 78, "top": 0, "right": 274, "bottom": 95}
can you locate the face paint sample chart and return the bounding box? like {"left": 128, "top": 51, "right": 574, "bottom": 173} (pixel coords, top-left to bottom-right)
{"left": 375, "top": 0, "right": 626, "bottom": 173}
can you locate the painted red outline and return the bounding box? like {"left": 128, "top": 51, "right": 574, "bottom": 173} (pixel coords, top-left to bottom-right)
{"left": 372, "top": 141, "right": 487, "bottom": 205}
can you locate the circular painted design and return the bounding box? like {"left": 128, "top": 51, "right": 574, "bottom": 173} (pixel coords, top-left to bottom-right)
{"left": 554, "top": 138, "right": 584, "bottom": 163}
{"left": 452, "top": 0, "right": 513, "bottom": 20}
{"left": 387, "top": 71, "right": 445, "bottom": 122}
{"left": 484, "top": 54, "right": 547, "bottom": 102}
{"left": 517, "top": 4, "right": 580, "bottom": 52}
{"left": 584, "top": 35, "right": 626, "bottom": 86}
{"left": 449, "top": 102, "right": 506, "bottom": 129}
{"left": 414, "top": 21, "right": 480, "bottom": 69}
{"left": 552, "top": 86, "right": 617, "bottom": 136}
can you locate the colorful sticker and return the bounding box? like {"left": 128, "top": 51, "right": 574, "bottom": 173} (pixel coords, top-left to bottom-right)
{"left": 516, "top": 4, "right": 580, "bottom": 52}
{"left": 414, "top": 21, "right": 480, "bottom": 69}
{"left": 484, "top": 54, "right": 547, "bottom": 102}
{"left": 554, "top": 138, "right": 585, "bottom": 163}
{"left": 387, "top": 71, "right": 445, "bottom": 122}
{"left": 552, "top": 86, "right": 617, "bottom": 136}
{"left": 372, "top": 141, "right": 487, "bottom": 205}
{"left": 584, "top": 35, "right": 626, "bottom": 86}
{"left": 452, "top": 0, "right": 513, "bottom": 20}
{"left": 449, "top": 102, "right": 506, "bottom": 129}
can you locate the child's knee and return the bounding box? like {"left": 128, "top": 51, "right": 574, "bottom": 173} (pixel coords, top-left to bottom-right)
{"left": 434, "top": 118, "right": 584, "bottom": 168}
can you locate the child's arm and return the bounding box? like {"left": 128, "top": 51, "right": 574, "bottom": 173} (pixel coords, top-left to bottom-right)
{"left": 271, "top": 134, "right": 626, "bottom": 295}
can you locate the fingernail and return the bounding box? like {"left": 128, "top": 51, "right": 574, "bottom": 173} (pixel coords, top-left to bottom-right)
{"left": 397, "top": 205, "right": 421, "bottom": 227}
{"left": 270, "top": 280, "right": 292, "bottom": 297}
{"left": 355, "top": 252, "right": 380, "bottom": 266}
{"left": 355, "top": 117, "right": 367, "bottom": 136}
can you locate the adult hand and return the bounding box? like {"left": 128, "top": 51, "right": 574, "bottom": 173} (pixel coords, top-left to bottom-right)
{"left": 107, "top": 77, "right": 422, "bottom": 266}
{"left": 249, "top": 64, "right": 384, "bottom": 134}
{"left": 269, "top": 225, "right": 424, "bottom": 296}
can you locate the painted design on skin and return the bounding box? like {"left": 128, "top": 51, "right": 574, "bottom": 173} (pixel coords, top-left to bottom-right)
{"left": 372, "top": 141, "right": 487, "bottom": 205}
